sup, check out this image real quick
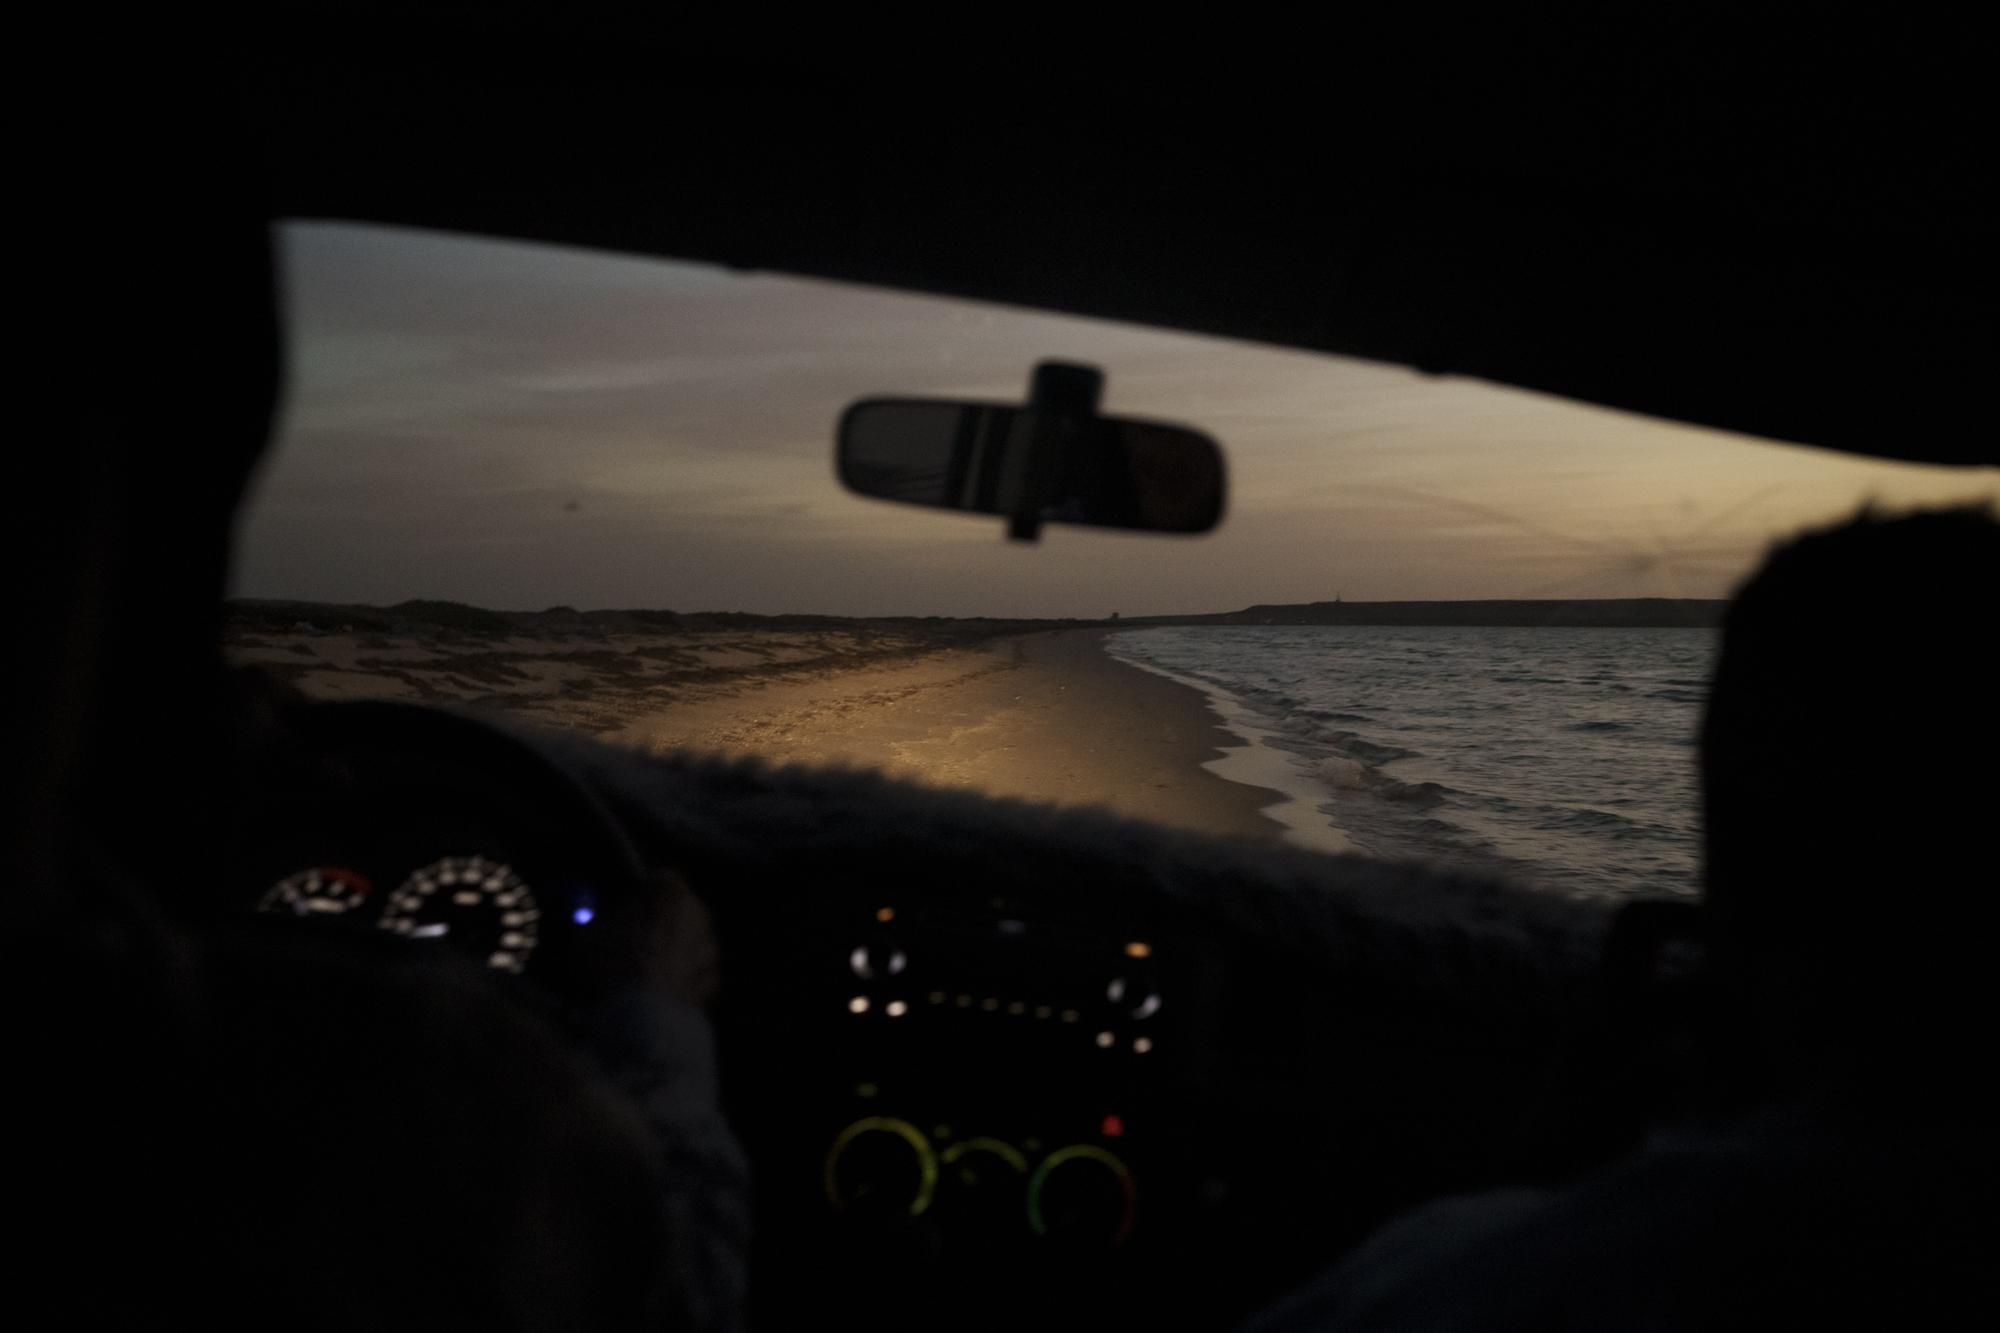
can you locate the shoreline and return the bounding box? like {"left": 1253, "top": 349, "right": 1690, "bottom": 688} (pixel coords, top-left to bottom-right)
{"left": 1101, "top": 634, "right": 1358, "bottom": 855}
{"left": 613, "top": 629, "right": 1297, "bottom": 843}
{"left": 226, "top": 617, "right": 1326, "bottom": 846}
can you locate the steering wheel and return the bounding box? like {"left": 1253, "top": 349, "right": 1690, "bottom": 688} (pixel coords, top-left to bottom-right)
{"left": 230, "top": 698, "right": 655, "bottom": 1017}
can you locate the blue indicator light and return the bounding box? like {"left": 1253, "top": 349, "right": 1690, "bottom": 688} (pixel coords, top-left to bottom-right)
{"left": 572, "top": 906, "right": 595, "bottom": 926}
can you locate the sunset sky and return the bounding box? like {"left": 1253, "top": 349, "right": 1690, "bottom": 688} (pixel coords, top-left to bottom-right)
{"left": 232, "top": 223, "right": 1997, "bottom": 619}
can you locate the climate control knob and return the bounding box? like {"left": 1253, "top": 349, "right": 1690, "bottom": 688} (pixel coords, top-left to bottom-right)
{"left": 935, "top": 1137, "right": 1029, "bottom": 1242}
{"left": 1027, "top": 1144, "right": 1136, "bottom": 1249}
{"left": 823, "top": 1117, "right": 938, "bottom": 1220}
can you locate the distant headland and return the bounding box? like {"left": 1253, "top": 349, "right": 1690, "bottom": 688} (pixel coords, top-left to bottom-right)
{"left": 1120, "top": 598, "right": 1727, "bottom": 629}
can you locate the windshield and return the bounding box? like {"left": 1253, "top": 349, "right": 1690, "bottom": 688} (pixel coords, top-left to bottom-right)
{"left": 232, "top": 222, "right": 1998, "bottom": 901}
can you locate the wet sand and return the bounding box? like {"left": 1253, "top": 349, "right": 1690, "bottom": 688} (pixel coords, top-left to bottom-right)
{"left": 612, "top": 630, "right": 1289, "bottom": 840}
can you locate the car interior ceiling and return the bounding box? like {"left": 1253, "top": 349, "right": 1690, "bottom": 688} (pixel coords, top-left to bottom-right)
{"left": 21, "top": 22, "right": 1991, "bottom": 1332}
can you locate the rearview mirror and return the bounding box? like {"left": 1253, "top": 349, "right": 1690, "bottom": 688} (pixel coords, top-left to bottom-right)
{"left": 837, "top": 363, "right": 1226, "bottom": 541}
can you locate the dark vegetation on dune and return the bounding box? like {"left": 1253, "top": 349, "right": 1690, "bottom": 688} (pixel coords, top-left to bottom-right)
{"left": 224, "top": 599, "right": 1087, "bottom": 639}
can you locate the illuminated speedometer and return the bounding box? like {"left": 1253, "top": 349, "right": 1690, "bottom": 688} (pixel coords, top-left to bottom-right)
{"left": 379, "top": 855, "right": 540, "bottom": 974}
{"left": 259, "top": 867, "right": 373, "bottom": 917}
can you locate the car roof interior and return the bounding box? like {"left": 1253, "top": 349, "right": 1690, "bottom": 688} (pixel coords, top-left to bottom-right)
{"left": 257, "top": 17, "right": 1987, "bottom": 467}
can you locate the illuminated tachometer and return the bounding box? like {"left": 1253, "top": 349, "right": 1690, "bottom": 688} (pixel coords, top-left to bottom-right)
{"left": 378, "top": 855, "right": 540, "bottom": 974}
{"left": 259, "top": 867, "right": 373, "bottom": 917}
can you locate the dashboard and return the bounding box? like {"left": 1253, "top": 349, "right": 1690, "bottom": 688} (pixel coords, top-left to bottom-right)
{"left": 816, "top": 902, "right": 1162, "bottom": 1245}
{"left": 220, "top": 699, "right": 1609, "bottom": 1331}
{"left": 716, "top": 882, "right": 1222, "bottom": 1328}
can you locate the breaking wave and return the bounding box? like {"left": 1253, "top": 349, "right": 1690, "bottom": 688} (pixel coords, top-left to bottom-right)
{"left": 1106, "top": 623, "right": 1718, "bottom": 901}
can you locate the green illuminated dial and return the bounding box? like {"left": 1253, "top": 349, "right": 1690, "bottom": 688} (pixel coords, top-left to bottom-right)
{"left": 823, "top": 1117, "right": 939, "bottom": 1219}
{"left": 1027, "top": 1144, "right": 1135, "bottom": 1248}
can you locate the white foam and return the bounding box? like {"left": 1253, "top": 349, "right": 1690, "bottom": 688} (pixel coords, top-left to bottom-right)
{"left": 1314, "top": 754, "right": 1371, "bottom": 789}
{"left": 1105, "top": 635, "right": 1358, "bottom": 855}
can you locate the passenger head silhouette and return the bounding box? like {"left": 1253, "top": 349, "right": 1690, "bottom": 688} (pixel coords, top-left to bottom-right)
{"left": 1699, "top": 504, "right": 1998, "bottom": 1109}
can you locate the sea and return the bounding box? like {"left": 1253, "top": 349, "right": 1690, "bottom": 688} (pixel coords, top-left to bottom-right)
{"left": 1105, "top": 626, "right": 1720, "bottom": 902}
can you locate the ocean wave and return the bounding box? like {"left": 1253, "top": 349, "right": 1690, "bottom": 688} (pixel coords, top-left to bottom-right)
{"left": 1310, "top": 755, "right": 1451, "bottom": 808}
{"left": 1230, "top": 682, "right": 1310, "bottom": 713}
{"left": 1380, "top": 779, "right": 1450, "bottom": 806}
{"left": 1539, "top": 807, "right": 1639, "bottom": 832}
{"left": 1103, "top": 623, "right": 1704, "bottom": 900}
{"left": 1408, "top": 815, "right": 1485, "bottom": 845}
{"left": 1313, "top": 755, "right": 1369, "bottom": 788}
{"left": 1299, "top": 707, "right": 1375, "bottom": 725}
{"left": 1318, "top": 730, "right": 1415, "bottom": 764}
{"left": 1219, "top": 685, "right": 1416, "bottom": 765}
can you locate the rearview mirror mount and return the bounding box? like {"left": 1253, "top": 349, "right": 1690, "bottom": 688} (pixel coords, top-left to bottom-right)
{"left": 837, "top": 362, "right": 1226, "bottom": 542}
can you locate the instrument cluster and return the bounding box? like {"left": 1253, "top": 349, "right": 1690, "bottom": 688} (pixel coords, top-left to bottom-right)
{"left": 251, "top": 853, "right": 604, "bottom": 983}
{"left": 225, "top": 700, "right": 650, "bottom": 1006}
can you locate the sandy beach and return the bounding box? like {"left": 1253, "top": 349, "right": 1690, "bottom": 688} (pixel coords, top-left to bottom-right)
{"left": 614, "top": 630, "right": 1288, "bottom": 839}
{"left": 226, "top": 611, "right": 1289, "bottom": 842}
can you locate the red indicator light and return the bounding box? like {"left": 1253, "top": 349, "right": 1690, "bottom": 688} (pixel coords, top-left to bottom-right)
{"left": 1100, "top": 1114, "right": 1125, "bottom": 1138}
